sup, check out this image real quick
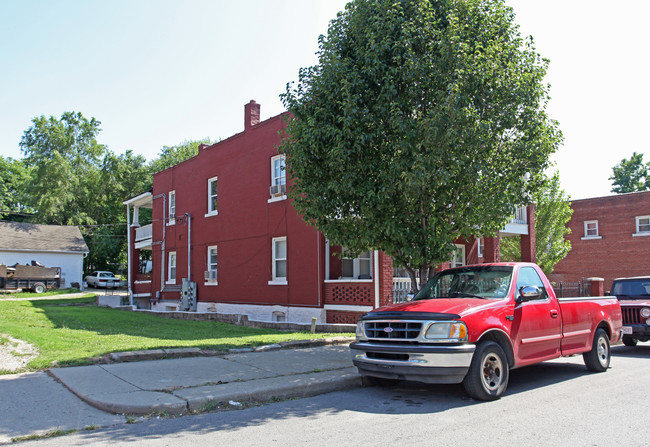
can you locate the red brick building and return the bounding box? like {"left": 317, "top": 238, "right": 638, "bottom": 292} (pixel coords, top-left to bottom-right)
{"left": 548, "top": 191, "right": 650, "bottom": 290}
{"left": 124, "top": 101, "right": 535, "bottom": 324}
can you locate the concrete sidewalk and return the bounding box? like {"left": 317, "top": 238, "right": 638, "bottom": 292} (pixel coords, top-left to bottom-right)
{"left": 49, "top": 342, "right": 360, "bottom": 416}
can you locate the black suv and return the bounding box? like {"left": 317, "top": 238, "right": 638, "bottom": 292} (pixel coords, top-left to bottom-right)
{"left": 612, "top": 276, "right": 650, "bottom": 346}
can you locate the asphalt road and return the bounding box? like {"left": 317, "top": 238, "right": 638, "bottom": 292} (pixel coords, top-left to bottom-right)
{"left": 21, "top": 344, "right": 650, "bottom": 447}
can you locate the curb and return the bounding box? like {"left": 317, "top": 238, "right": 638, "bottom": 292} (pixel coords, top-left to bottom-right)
{"left": 80, "top": 369, "right": 362, "bottom": 416}
{"left": 107, "top": 337, "right": 354, "bottom": 363}
{"left": 181, "top": 368, "right": 362, "bottom": 413}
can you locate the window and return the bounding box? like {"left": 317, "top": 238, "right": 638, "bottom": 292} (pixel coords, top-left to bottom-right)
{"left": 341, "top": 249, "right": 372, "bottom": 279}
{"left": 516, "top": 266, "right": 546, "bottom": 300}
{"left": 477, "top": 237, "right": 484, "bottom": 258}
{"left": 206, "top": 246, "right": 218, "bottom": 284}
{"left": 635, "top": 216, "right": 650, "bottom": 236}
{"left": 168, "top": 252, "right": 176, "bottom": 284}
{"left": 451, "top": 244, "right": 465, "bottom": 268}
{"left": 582, "top": 220, "right": 601, "bottom": 240}
{"left": 270, "top": 237, "right": 287, "bottom": 284}
{"left": 272, "top": 155, "right": 286, "bottom": 186}
{"left": 269, "top": 155, "right": 286, "bottom": 200}
{"left": 206, "top": 176, "right": 218, "bottom": 216}
{"left": 168, "top": 191, "right": 176, "bottom": 225}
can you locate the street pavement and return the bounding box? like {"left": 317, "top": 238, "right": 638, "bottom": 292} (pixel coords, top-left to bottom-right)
{"left": 0, "top": 342, "right": 358, "bottom": 444}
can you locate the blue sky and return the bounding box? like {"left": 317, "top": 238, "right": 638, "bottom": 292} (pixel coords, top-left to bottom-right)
{"left": 1, "top": 0, "right": 648, "bottom": 200}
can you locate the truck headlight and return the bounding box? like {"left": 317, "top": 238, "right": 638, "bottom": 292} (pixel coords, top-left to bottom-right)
{"left": 355, "top": 322, "right": 367, "bottom": 340}
{"left": 640, "top": 308, "right": 650, "bottom": 318}
{"left": 424, "top": 322, "right": 467, "bottom": 342}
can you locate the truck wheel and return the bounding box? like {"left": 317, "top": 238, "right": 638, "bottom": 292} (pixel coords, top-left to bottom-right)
{"left": 622, "top": 335, "right": 638, "bottom": 347}
{"left": 463, "top": 341, "right": 509, "bottom": 401}
{"left": 32, "top": 282, "right": 46, "bottom": 294}
{"left": 361, "top": 376, "right": 399, "bottom": 388}
{"left": 583, "top": 328, "right": 610, "bottom": 372}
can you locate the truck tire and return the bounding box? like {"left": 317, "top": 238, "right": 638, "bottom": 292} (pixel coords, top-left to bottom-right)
{"left": 462, "top": 341, "right": 509, "bottom": 401}
{"left": 32, "top": 282, "right": 46, "bottom": 294}
{"left": 622, "top": 335, "right": 638, "bottom": 347}
{"left": 583, "top": 328, "right": 610, "bottom": 372}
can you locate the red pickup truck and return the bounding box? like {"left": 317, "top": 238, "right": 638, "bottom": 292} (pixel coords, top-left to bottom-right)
{"left": 351, "top": 262, "right": 622, "bottom": 401}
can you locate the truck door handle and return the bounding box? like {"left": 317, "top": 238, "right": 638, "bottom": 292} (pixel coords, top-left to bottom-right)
{"left": 550, "top": 310, "right": 559, "bottom": 318}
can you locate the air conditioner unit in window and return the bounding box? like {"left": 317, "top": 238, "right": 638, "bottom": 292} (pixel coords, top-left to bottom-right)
{"left": 204, "top": 270, "right": 217, "bottom": 281}
{"left": 270, "top": 184, "right": 286, "bottom": 196}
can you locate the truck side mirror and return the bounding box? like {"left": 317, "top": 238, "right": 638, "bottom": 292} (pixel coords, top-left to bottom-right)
{"left": 516, "top": 286, "right": 542, "bottom": 304}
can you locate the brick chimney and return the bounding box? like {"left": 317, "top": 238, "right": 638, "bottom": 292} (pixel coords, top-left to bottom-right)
{"left": 244, "top": 100, "right": 260, "bottom": 130}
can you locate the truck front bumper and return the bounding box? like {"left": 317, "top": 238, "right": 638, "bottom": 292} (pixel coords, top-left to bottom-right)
{"left": 623, "top": 324, "right": 650, "bottom": 341}
{"left": 350, "top": 341, "right": 475, "bottom": 384}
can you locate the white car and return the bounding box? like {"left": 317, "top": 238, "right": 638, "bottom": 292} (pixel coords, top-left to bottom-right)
{"left": 85, "top": 271, "right": 119, "bottom": 288}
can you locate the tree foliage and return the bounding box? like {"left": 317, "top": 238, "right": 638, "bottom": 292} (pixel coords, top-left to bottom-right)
{"left": 0, "top": 156, "right": 32, "bottom": 220}
{"left": 14, "top": 111, "right": 206, "bottom": 274}
{"left": 148, "top": 139, "right": 209, "bottom": 174}
{"left": 609, "top": 152, "right": 649, "bottom": 194}
{"left": 500, "top": 172, "right": 572, "bottom": 275}
{"left": 281, "top": 0, "right": 562, "bottom": 290}
{"left": 19, "top": 112, "right": 107, "bottom": 226}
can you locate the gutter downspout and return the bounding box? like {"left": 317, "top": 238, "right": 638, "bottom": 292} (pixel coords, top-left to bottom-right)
{"left": 185, "top": 213, "right": 191, "bottom": 286}
{"left": 126, "top": 204, "right": 133, "bottom": 306}
{"left": 152, "top": 193, "right": 166, "bottom": 293}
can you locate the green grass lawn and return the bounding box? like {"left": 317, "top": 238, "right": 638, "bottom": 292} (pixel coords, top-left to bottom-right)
{"left": 0, "top": 297, "right": 352, "bottom": 371}
{"left": 0, "top": 288, "right": 82, "bottom": 299}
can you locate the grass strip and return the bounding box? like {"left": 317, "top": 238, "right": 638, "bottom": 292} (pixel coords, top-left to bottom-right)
{"left": 0, "top": 297, "right": 351, "bottom": 370}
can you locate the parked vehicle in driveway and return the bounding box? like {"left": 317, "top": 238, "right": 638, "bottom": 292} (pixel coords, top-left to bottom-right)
{"left": 84, "top": 271, "right": 119, "bottom": 288}
{"left": 350, "top": 262, "right": 623, "bottom": 401}
{"left": 611, "top": 276, "right": 650, "bottom": 346}
{"left": 0, "top": 263, "right": 62, "bottom": 293}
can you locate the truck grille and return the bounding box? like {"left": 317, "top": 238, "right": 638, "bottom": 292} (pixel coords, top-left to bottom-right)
{"left": 365, "top": 321, "right": 423, "bottom": 340}
{"left": 622, "top": 307, "right": 642, "bottom": 325}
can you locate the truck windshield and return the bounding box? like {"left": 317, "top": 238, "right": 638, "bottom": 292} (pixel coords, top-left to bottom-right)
{"left": 612, "top": 279, "right": 650, "bottom": 299}
{"left": 414, "top": 266, "right": 514, "bottom": 300}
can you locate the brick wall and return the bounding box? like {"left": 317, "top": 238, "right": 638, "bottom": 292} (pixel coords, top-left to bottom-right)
{"left": 326, "top": 310, "right": 365, "bottom": 324}
{"left": 378, "top": 252, "right": 394, "bottom": 307}
{"left": 324, "top": 282, "right": 374, "bottom": 305}
{"left": 548, "top": 191, "right": 650, "bottom": 290}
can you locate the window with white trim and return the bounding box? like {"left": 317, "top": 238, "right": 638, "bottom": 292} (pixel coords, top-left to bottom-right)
{"left": 205, "top": 246, "right": 218, "bottom": 284}
{"left": 477, "top": 237, "right": 484, "bottom": 258}
{"left": 207, "top": 176, "right": 218, "bottom": 216}
{"left": 635, "top": 216, "right": 650, "bottom": 236}
{"left": 269, "top": 155, "right": 286, "bottom": 199}
{"left": 270, "top": 237, "right": 287, "bottom": 283}
{"left": 168, "top": 252, "right": 177, "bottom": 284}
{"left": 168, "top": 191, "right": 176, "bottom": 225}
{"left": 582, "top": 220, "right": 600, "bottom": 239}
{"left": 451, "top": 244, "right": 465, "bottom": 268}
{"left": 341, "top": 249, "right": 372, "bottom": 279}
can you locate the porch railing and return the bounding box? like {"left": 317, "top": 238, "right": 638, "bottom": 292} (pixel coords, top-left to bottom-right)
{"left": 135, "top": 224, "right": 152, "bottom": 242}
{"left": 393, "top": 277, "right": 412, "bottom": 303}
{"left": 512, "top": 206, "right": 527, "bottom": 225}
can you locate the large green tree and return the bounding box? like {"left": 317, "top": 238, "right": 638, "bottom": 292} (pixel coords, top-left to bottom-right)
{"left": 281, "top": 0, "right": 562, "bottom": 291}
{"left": 19, "top": 112, "right": 106, "bottom": 226}
{"left": 609, "top": 152, "right": 649, "bottom": 194}
{"left": 148, "top": 139, "right": 210, "bottom": 174}
{"left": 501, "top": 172, "right": 572, "bottom": 275}
{"left": 0, "top": 156, "right": 32, "bottom": 220}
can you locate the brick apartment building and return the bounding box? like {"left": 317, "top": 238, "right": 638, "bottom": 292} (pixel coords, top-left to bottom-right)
{"left": 548, "top": 191, "right": 650, "bottom": 290}
{"left": 124, "top": 101, "right": 535, "bottom": 324}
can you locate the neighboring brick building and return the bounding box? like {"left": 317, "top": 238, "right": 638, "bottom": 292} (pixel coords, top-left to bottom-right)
{"left": 124, "top": 101, "right": 535, "bottom": 324}
{"left": 548, "top": 191, "right": 650, "bottom": 290}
